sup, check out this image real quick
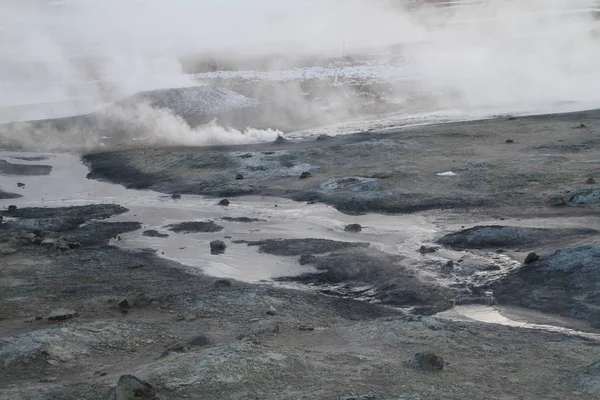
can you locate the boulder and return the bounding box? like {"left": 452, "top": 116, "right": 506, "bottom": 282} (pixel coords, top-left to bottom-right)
{"left": 344, "top": 224, "right": 362, "bottom": 233}
{"left": 419, "top": 245, "right": 438, "bottom": 254}
{"left": 189, "top": 334, "right": 210, "bottom": 346}
{"left": 218, "top": 199, "right": 230, "bottom": 206}
{"left": 300, "top": 171, "right": 312, "bottom": 179}
{"left": 210, "top": 240, "right": 227, "bottom": 255}
{"left": 115, "top": 375, "right": 157, "bottom": 400}
{"left": 7, "top": 205, "right": 17, "bottom": 212}
{"left": 235, "top": 173, "right": 244, "bottom": 180}
{"left": 171, "top": 194, "right": 182, "bottom": 199}
{"left": 524, "top": 252, "right": 539, "bottom": 264}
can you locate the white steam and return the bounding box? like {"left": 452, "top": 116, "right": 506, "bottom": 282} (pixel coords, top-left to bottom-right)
{"left": 0, "top": 0, "right": 599, "bottom": 150}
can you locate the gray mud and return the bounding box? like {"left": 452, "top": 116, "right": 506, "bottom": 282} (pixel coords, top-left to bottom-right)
{"left": 438, "top": 225, "right": 599, "bottom": 249}
{"left": 0, "top": 159, "right": 52, "bottom": 176}
{"left": 492, "top": 245, "right": 600, "bottom": 328}
{"left": 84, "top": 108, "right": 600, "bottom": 215}
{"left": 167, "top": 221, "right": 224, "bottom": 233}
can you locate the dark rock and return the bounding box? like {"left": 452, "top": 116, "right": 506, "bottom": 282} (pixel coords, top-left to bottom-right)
{"left": 218, "top": 199, "right": 230, "bottom": 206}
{"left": 300, "top": 171, "right": 312, "bottom": 179}
{"left": 167, "top": 221, "right": 224, "bottom": 233}
{"left": 316, "top": 134, "right": 332, "bottom": 141}
{"left": 17, "top": 182, "right": 25, "bottom": 188}
{"left": 506, "top": 139, "right": 514, "bottom": 143}
{"left": 142, "top": 230, "right": 169, "bottom": 238}
{"left": 47, "top": 308, "right": 78, "bottom": 321}
{"left": 298, "top": 324, "right": 315, "bottom": 331}
{"left": 210, "top": 240, "right": 227, "bottom": 255}
{"left": 7, "top": 205, "right": 17, "bottom": 212}
{"left": 409, "top": 352, "right": 444, "bottom": 371}
{"left": 273, "top": 134, "right": 287, "bottom": 144}
{"left": 118, "top": 299, "right": 131, "bottom": 310}
{"left": 587, "top": 178, "right": 596, "bottom": 184}
{"left": 235, "top": 173, "right": 244, "bottom": 180}
{"left": 115, "top": 375, "right": 157, "bottom": 400}
{"left": 344, "top": 224, "right": 362, "bottom": 233}
{"left": 171, "top": 194, "right": 182, "bottom": 199}
{"left": 214, "top": 279, "right": 232, "bottom": 288}
{"left": 189, "top": 334, "right": 210, "bottom": 346}
{"left": 438, "top": 225, "right": 597, "bottom": 249}
{"left": 547, "top": 195, "right": 566, "bottom": 207}
{"left": 299, "top": 254, "right": 317, "bottom": 265}
{"left": 524, "top": 252, "right": 540, "bottom": 264}
{"left": 419, "top": 245, "right": 438, "bottom": 254}
{"left": 493, "top": 245, "right": 600, "bottom": 323}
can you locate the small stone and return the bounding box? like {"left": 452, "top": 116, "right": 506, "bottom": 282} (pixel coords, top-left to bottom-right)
{"left": 214, "top": 279, "right": 232, "bottom": 288}
{"left": 7, "top": 205, "right": 17, "bottom": 212}
{"left": 587, "top": 178, "right": 596, "bottom": 184}
{"left": 419, "top": 245, "right": 438, "bottom": 254}
{"left": 115, "top": 375, "right": 156, "bottom": 400}
{"left": 171, "top": 194, "right": 182, "bottom": 199}
{"left": 409, "top": 352, "right": 444, "bottom": 371}
{"left": 298, "top": 324, "right": 315, "bottom": 331}
{"left": 344, "top": 224, "right": 362, "bottom": 233}
{"left": 235, "top": 173, "right": 244, "bottom": 180}
{"left": 506, "top": 139, "right": 514, "bottom": 144}
{"left": 210, "top": 240, "right": 227, "bottom": 255}
{"left": 524, "top": 252, "right": 540, "bottom": 264}
{"left": 0, "top": 245, "right": 18, "bottom": 255}
{"left": 48, "top": 308, "right": 78, "bottom": 321}
{"left": 218, "top": 199, "right": 230, "bottom": 206}
{"left": 17, "top": 182, "right": 25, "bottom": 188}
{"left": 300, "top": 171, "right": 312, "bottom": 179}
{"left": 117, "top": 299, "right": 131, "bottom": 310}
{"left": 189, "top": 334, "right": 210, "bottom": 346}
{"left": 266, "top": 305, "right": 278, "bottom": 316}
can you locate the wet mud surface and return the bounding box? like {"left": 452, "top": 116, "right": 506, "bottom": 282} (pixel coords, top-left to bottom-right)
{"left": 3, "top": 108, "right": 600, "bottom": 398}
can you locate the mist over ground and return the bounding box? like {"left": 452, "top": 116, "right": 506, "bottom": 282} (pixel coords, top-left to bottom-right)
{"left": 1, "top": 0, "right": 599, "bottom": 150}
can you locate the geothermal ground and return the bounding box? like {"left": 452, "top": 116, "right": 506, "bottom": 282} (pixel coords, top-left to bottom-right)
{"left": 2, "top": 94, "right": 600, "bottom": 399}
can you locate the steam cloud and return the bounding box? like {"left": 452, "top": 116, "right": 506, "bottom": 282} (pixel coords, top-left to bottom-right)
{"left": 0, "top": 0, "right": 599, "bottom": 151}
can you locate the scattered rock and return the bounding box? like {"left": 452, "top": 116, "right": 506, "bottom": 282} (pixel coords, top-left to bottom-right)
{"left": 524, "top": 252, "right": 539, "bottom": 264}
{"left": 214, "top": 279, "right": 232, "bottom": 288}
{"left": 189, "top": 334, "right": 210, "bottom": 346}
{"left": 221, "top": 216, "right": 265, "bottom": 223}
{"left": 587, "top": 178, "right": 596, "bottom": 184}
{"left": 218, "top": 199, "right": 230, "bottom": 206}
{"left": 8, "top": 205, "right": 17, "bottom": 212}
{"left": 0, "top": 244, "right": 18, "bottom": 255}
{"left": 419, "top": 245, "right": 438, "bottom": 254}
{"left": 300, "top": 171, "right": 312, "bottom": 179}
{"left": 17, "top": 182, "right": 25, "bottom": 188}
{"left": 117, "top": 299, "right": 131, "bottom": 310}
{"left": 266, "top": 305, "right": 278, "bottom": 315}
{"left": 235, "top": 173, "right": 244, "bottom": 180}
{"left": 298, "top": 324, "right": 315, "bottom": 331}
{"left": 210, "top": 240, "right": 227, "bottom": 255}
{"left": 115, "top": 375, "right": 157, "bottom": 400}
{"left": 409, "top": 352, "right": 444, "bottom": 371}
{"left": 142, "top": 230, "right": 169, "bottom": 238}
{"left": 171, "top": 194, "right": 182, "bottom": 199}
{"left": 47, "top": 308, "right": 78, "bottom": 321}
{"left": 344, "top": 224, "right": 362, "bottom": 233}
